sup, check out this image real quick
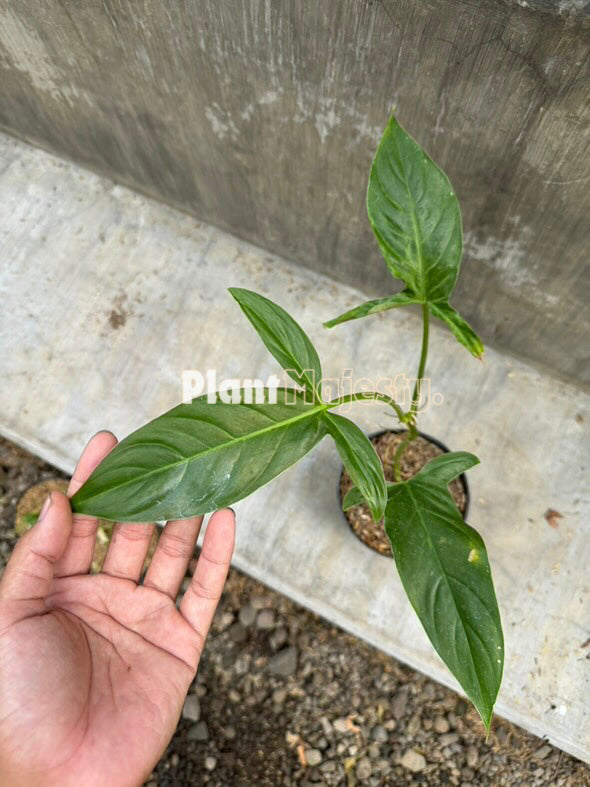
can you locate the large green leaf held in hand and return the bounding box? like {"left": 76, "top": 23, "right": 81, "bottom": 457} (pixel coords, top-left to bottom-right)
{"left": 71, "top": 389, "right": 327, "bottom": 522}
{"left": 383, "top": 452, "right": 503, "bottom": 729}
{"left": 323, "top": 413, "right": 386, "bottom": 522}
{"left": 72, "top": 289, "right": 388, "bottom": 523}
{"left": 325, "top": 115, "right": 483, "bottom": 358}
{"left": 230, "top": 287, "right": 322, "bottom": 398}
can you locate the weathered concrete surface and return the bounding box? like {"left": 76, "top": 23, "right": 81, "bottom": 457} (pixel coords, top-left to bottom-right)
{"left": 0, "top": 1, "right": 588, "bottom": 385}
{"left": 1, "top": 135, "right": 589, "bottom": 762}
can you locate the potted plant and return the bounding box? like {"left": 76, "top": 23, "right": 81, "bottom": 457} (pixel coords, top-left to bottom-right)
{"left": 327, "top": 114, "right": 480, "bottom": 556}
{"left": 70, "top": 115, "right": 503, "bottom": 731}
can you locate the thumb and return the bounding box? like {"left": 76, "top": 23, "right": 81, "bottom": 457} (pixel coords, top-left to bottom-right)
{"left": 0, "top": 491, "right": 72, "bottom": 601}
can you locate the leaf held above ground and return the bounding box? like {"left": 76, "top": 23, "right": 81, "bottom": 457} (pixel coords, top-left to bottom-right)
{"left": 324, "top": 288, "right": 419, "bottom": 328}
{"left": 230, "top": 288, "right": 323, "bottom": 398}
{"left": 429, "top": 302, "right": 484, "bottom": 359}
{"left": 323, "top": 413, "right": 387, "bottom": 522}
{"left": 367, "top": 114, "right": 463, "bottom": 303}
{"left": 384, "top": 451, "right": 503, "bottom": 729}
{"left": 71, "top": 389, "right": 327, "bottom": 522}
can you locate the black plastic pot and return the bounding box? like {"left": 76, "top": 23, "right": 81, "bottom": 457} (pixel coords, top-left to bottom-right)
{"left": 338, "top": 428, "right": 470, "bottom": 556}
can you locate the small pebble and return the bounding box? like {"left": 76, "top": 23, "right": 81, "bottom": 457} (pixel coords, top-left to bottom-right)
{"left": 433, "top": 715, "right": 450, "bottom": 734}
{"left": 250, "top": 594, "right": 272, "bottom": 609}
{"left": 256, "top": 609, "right": 276, "bottom": 629}
{"left": 268, "top": 646, "right": 298, "bottom": 676}
{"left": 320, "top": 716, "right": 332, "bottom": 735}
{"left": 400, "top": 749, "right": 427, "bottom": 773}
{"left": 391, "top": 690, "right": 408, "bottom": 719}
{"left": 466, "top": 746, "right": 478, "bottom": 767}
{"left": 534, "top": 744, "right": 552, "bottom": 760}
{"left": 204, "top": 755, "right": 217, "bottom": 771}
{"left": 368, "top": 743, "right": 381, "bottom": 759}
{"left": 238, "top": 604, "right": 256, "bottom": 627}
{"left": 181, "top": 694, "right": 201, "bottom": 722}
{"left": 272, "top": 687, "right": 288, "bottom": 704}
{"left": 269, "top": 626, "right": 288, "bottom": 649}
{"left": 218, "top": 611, "right": 234, "bottom": 630}
{"left": 187, "top": 721, "right": 208, "bottom": 741}
{"left": 371, "top": 724, "right": 388, "bottom": 743}
{"left": 306, "top": 748, "right": 322, "bottom": 767}
{"left": 356, "top": 756, "right": 372, "bottom": 780}
{"left": 333, "top": 718, "right": 349, "bottom": 734}
{"left": 407, "top": 714, "right": 421, "bottom": 735}
{"left": 440, "top": 732, "right": 459, "bottom": 746}
{"left": 229, "top": 622, "right": 247, "bottom": 643}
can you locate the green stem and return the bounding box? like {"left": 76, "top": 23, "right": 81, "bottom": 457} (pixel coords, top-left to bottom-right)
{"left": 410, "top": 303, "right": 430, "bottom": 418}
{"left": 394, "top": 304, "right": 430, "bottom": 481}
{"left": 327, "top": 391, "right": 405, "bottom": 423}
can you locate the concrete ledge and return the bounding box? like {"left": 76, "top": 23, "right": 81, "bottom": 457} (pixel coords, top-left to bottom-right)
{"left": 1, "top": 134, "right": 588, "bottom": 763}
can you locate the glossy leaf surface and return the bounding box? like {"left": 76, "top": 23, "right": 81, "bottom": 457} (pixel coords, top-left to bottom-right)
{"left": 384, "top": 452, "right": 503, "bottom": 729}
{"left": 230, "top": 288, "right": 322, "bottom": 398}
{"left": 429, "top": 302, "right": 484, "bottom": 359}
{"left": 368, "top": 114, "right": 462, "bottom": 303}
{"left": 324, "top": 289, "right": 418, "bottom": 329}
{"left": 341, "top": 484, "right": 365, "bottom": 511}
{"left": 323, "top": 413, "right": 386, "bottom": 522}
{"left": 71, "top": 389, "right": 327, "bottom": 522}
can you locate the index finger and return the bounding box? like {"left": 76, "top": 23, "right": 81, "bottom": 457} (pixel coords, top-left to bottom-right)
{"left": 55, "top": 431, "right": 118, "bottom": 577}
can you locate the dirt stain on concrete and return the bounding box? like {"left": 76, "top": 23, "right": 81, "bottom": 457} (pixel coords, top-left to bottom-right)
{"left": 108, "top": 292, "right": 130, "bottom": 330}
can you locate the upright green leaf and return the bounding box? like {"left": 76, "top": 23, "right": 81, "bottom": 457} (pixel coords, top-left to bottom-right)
{"left": 341, "top": 484, "right": 364, "bottom": 511}
{"left": 324, "top": 288, "right": 419, "bottom": 329}
{"left": 324, "top": 413, "right": 386, "bottom": 522}
{"left": 71, "top": 389, "right": 327, "bottom": 522}
{"left": 384, "top": 452, "right": 503, "bottom": 729}
{"left": 429, "top": 302, "right": 484, "bottom": 359}
{"left": 367, "top": 114, "right": 462, "bottom": 303}
{"left": 230, "top": 288, "right": 322, "bottom": 399}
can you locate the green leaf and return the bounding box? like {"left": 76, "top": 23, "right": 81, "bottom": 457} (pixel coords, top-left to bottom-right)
{"left": 367, "top": 114, "right": 462, "bottom": 303}
{"left": 429, "top": 302, "right": 484, "bottom": 359}
{"left": 71, "top": 389, "right": 327, "bottom": 522}
{"left": 324, "top": 288, "right": 419, "bottom": 328}
{"left": 342, "top": 485, "right": 364, "bottom": 511}
{"left": 230, "top": 288, "right": 322, "bottom": 398}
{"left": 324, "top": 414, "right": 386, "bottom": 522}
{"left": 384, "top": 452, "right": 503, "bottom": 729}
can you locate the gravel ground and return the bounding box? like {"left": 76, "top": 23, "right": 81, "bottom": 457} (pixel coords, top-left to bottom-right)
{"left": 1, "top": 437, "right": 589, "bottom": 786}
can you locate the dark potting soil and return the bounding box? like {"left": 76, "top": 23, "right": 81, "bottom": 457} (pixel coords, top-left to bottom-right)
{"left": 339, "top": 431, "right": 467, "bottom": 556}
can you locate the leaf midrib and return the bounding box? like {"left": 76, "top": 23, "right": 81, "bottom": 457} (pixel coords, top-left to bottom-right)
{"left": 395, "top": 137, "right": 427, "bottom": 302}
{"left": 74, "top": 400, "right": 328, "bottom": 506}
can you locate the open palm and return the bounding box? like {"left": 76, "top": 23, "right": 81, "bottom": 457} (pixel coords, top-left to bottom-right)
{"left": 0, "top": 432, "right": 235, "bottom": 787}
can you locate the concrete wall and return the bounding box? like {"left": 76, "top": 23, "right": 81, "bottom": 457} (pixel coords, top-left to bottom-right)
{"left": 0, "top": 1, "right": 588, "bottom": 384}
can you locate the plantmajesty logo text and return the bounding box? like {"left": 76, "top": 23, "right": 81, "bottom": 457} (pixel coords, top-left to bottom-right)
{"left": 181, "top": 369, "right": 443, "bottom": 412}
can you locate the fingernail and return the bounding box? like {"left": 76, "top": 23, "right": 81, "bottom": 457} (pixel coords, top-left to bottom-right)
{"left": 38, "top": 494, "right": 52, "bottom": 522}
{"left": 228, "top": 507, "right": 236, "bottom": 516}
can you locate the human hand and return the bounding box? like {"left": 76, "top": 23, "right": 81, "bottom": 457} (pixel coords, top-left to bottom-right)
{"left": 0, "top": 431, "right": 235, "bottom": 787}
